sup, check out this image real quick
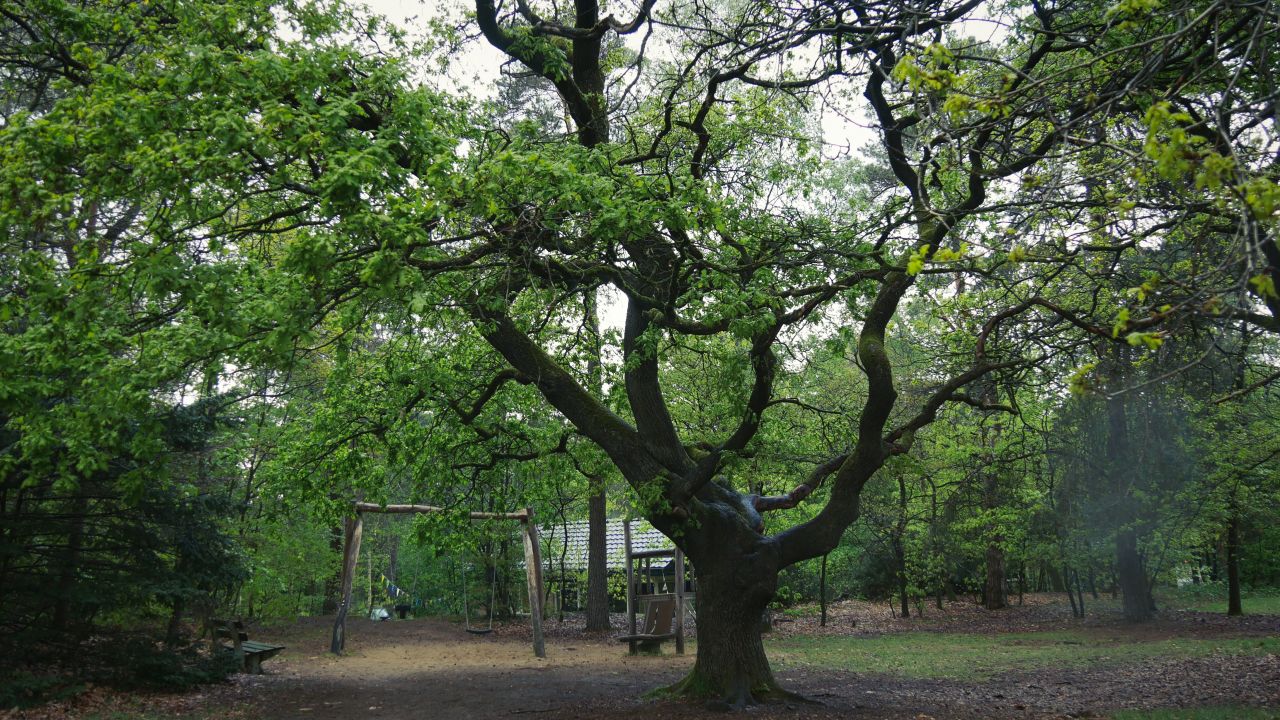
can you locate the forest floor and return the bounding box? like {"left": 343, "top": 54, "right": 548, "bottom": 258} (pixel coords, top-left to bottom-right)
{"left": 5, "top": 593, "right": 1279, "bottom": 720}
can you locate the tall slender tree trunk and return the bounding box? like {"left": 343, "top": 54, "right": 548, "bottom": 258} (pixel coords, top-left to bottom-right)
{"left": 0, "top": 485, "right": 16, "bottom": 607}
{"left": 387, "top": 534, "right": 399, "bottom": 586}
{"left": 895, "top": 475, "right": 910, "bottom": 617}
{"left": 980, "top": 414, "right": 1006, "bottom": 611}
{"left": 819, "top": 553, "right": 828, "bottom": 627}
{"left": 581, "top": 290, "right": 612, "bottom": 631}
{"left": 584, "top": 487, "right": 609, "bottom": 628}
{"left": 1226, "top": 510, "right": 1242, "bottom": 616}
{"left": 1064, "top": 565, "right": 1080, "bottom": 618}
{"left": 330, "top": 513, "right": 363, "bottom": 654}
{"left": 895, "top": 539, "right": 910, "bottom": 618}
{"left": 166, "top": 597, "right": 186, "bottom": 647}
{"left": 52, "top": 494, "right": 89, "bottom": 634}
{"left": 1107, "top": 355, "right": 1154, "bottom": 622}
{"left": 1226, "top": 329, "right": 1247, "bottom": 618}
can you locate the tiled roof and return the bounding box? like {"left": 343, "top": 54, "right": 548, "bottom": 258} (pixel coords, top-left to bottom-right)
{"left": 540, "top": 519, "right": 673, "bottom": 571}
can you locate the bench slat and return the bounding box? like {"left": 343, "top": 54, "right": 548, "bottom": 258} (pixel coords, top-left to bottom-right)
{"left": 240, "top": 641, "right": 284, "bottom": 653}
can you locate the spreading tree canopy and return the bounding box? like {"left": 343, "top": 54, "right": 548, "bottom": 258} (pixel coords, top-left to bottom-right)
{"left": 2, "top": 0, "right": 1277, "bottom": 708}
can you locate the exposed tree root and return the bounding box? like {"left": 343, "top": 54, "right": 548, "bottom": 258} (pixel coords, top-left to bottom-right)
{"left": 659, "top": 669, "right": 821, "bottom": 712}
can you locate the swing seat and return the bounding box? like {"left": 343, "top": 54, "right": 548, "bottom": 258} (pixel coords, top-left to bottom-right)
{"left": 616, "top": 598, "right": 677, "bottom": 647}
{"left": 465, "top": 627, "right": 493, "bottom": 636}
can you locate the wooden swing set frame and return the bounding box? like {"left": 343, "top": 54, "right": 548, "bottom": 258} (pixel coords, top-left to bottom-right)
{"left": 329, "top": 502, "right": 547, "bottom": 658}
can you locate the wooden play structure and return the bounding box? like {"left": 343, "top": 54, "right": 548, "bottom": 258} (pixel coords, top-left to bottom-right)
{"left": 616, "top": 520, "right": 694, "bottom": 654}
{"left": 329, "top": 502, "right": 547, "bottom": 658}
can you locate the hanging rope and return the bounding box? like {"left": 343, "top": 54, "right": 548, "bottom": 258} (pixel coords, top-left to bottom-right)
{"left": 462, "top": 560, "right": 497, "bottom": 635}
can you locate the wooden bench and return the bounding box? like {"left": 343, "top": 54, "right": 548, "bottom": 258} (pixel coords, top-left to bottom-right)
{"left": 616, "top": 598, "right": 676, "bottom": 653}
{"left": 212, "top": 619, "right": 285, "bottom": 674}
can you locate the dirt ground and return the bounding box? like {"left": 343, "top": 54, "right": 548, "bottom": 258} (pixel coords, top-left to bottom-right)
{"left": 8, "top": 596, "right": 1280, "bottom": 719}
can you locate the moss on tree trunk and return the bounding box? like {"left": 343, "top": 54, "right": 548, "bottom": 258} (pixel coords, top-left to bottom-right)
{"left": 665, "top": 570, "right": 784, "bottom": 709}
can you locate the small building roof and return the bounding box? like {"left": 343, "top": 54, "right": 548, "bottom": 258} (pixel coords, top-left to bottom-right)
{"left": 541, "top": 519, "right": 673, "bottom": 571}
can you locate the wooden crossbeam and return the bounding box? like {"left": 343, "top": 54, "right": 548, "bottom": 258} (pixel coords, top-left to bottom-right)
{"left": 352, "top": 502, "right": 528, "bottom": 520}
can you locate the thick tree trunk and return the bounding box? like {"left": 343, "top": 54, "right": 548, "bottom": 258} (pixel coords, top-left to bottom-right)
{"left": 659, "top": 500, "right": 804, "bottom": 709}
{"left": 984, "top": 543, "right": 1006, "bottom": 611}
{"left": 1046, "top": 564, "right": 1065, "bottom": 592}
{"left": 667, "top": 563, "right": 782, "bottom": 709}
{"left": 585, "top": 482, "right": 610, "bottom": 631}
{"left": 1116, "top": 529, "right": 1153, "bottom": 622}
{"left": 52, "top": 494, "right": 89, "bottom": 634}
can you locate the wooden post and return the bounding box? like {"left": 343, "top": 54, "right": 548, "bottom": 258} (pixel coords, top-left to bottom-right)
{"left": 330, "top": 512, "right": 364, "bottom": 654}
{"left": 624, "top": 520, "right": 636, "bottom": 655}
{"left": 674, "top": 547, "right": 686, "bottom": 655}
{"left": 521, "top": 510, "right": 546, "bottom": 658}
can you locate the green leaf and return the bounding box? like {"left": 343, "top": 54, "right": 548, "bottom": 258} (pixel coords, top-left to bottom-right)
{"left": 1250, "top": 273, "right": 1278, "bottom": 299}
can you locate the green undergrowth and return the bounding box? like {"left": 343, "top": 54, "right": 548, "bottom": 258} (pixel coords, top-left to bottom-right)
{"left": 1111, "top": 708, "right": 1280, "bottom": 719}
{"left": 766, "top": 631, "right": 1280, "bottom": 681}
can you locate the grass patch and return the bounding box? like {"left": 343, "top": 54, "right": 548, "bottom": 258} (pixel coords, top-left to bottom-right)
{"left": 1158, "top": 586, "right": 1280, "bottom": 615}
{"left": 766, "top": 631, "right": 1280, "bottom": 681}
{"left": 1112, "top": 708, "right": 1280, "bottom": 719}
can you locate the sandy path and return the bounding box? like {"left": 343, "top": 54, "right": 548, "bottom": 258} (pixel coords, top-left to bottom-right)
{"left": 232, "top": 611, "right": 1279, "bottom": 720}
{"left": 242, "top": 618, "right": 697, "bottom": 719}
